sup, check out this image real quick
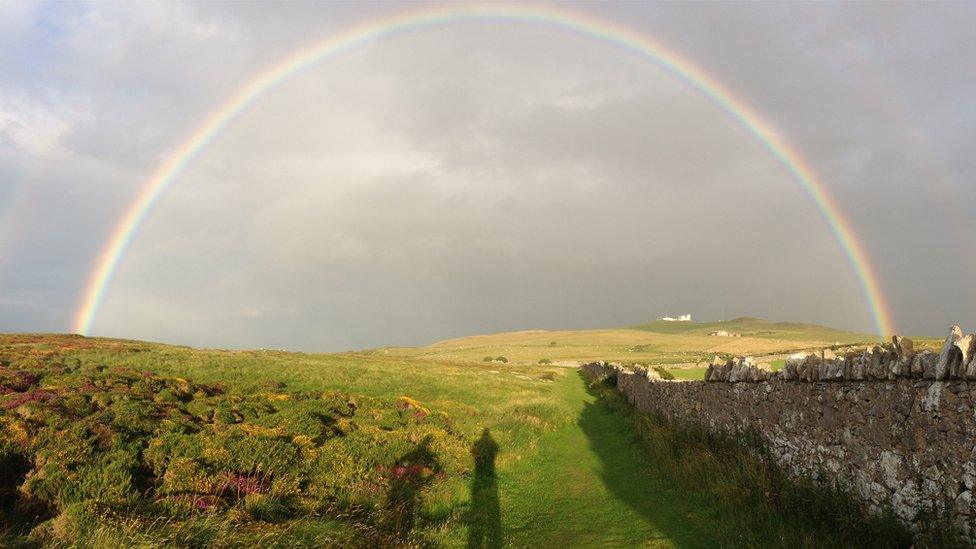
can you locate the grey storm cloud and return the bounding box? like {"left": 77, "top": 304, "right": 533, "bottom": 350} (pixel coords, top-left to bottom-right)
{"left": 1, "top": 1, "right": 974, "bottom": 350}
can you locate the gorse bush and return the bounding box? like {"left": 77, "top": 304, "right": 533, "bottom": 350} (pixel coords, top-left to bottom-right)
{"left": 0, "top": 344, "right": 470, "bottom": 546}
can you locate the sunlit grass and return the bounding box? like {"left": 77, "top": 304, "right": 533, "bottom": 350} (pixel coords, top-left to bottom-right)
{"left": 0, "top": 327, "right": 937, "bottom": 547}
{"left": 0, "top": 335, "right": 574, "bottom": 546}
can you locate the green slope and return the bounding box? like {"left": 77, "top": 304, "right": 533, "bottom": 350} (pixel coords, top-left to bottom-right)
{"left": 1, "top": 334, "right": 915, "bottom": 547}
{"left": 633, "top": 317, "right": 879, "bottom": 344}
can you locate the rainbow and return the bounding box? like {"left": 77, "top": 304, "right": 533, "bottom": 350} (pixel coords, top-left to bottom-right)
{"left": 72, "top": 4, "right": 895, "bottom": 336}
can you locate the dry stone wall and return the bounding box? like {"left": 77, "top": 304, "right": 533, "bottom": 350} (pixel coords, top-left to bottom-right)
{"left": 580, "top": 326, "right": 976, "bottom": 537}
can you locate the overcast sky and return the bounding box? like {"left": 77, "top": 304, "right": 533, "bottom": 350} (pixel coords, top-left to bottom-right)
{"left": 1, "top": 1, "right": 974, "bottom": 350}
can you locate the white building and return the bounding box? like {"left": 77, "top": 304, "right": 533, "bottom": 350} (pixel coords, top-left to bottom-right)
{"left": 660, "top": 314, "right": 692, "bottom": 322}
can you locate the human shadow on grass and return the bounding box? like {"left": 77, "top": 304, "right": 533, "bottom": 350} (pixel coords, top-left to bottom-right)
{"left": 467, "top": 428, "right": 502, "bottom": 549}
{"left": 576, "top": 372, "right": 722, "bottom": 548}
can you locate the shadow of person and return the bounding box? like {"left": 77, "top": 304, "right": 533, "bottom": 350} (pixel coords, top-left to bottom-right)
{"left": 385, "top": 436, "right": 441, "bottom": 537}
{"left": 467, "top": 428, "right": 502, "bottom": 548}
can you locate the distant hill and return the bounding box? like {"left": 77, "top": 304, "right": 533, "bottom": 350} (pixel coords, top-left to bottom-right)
{"left": 383, "top": 318, "right": 882, "bottom": 366}
{"left": 632, "top": 317, "right": 877, "bottom": 343}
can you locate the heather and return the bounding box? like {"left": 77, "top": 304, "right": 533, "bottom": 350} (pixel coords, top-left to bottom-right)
{"left": 0, "top": 337, "right": 496, "bottom": 546}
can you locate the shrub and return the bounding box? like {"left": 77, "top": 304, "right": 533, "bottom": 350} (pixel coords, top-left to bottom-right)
{"left": 495, "top": 357, "right": 508, "bottom": 364}
{"left": 1, "top": 389, "right": 58, "bottom": 411}
{"left": 652, "top": 366, "right": 675, "bottom": 380}
{"left": 482, "top": 357, "right": 494, "bottom": 362}
{"left": 0, "top": 443, "right": 29, "bottom": 510}
{"left": 0, "top": 338, "right": 480, "bottom": 546}
{"left": 35, "top": 501, "right": 100, "bottom": 544}
{"left": 244, "top": 493, "right": 292, "bottom": 523}
{"left": 212, "top": 407, "right": 239, "bottom": 425}
{"left": 538, "top": 358, "right": 552, "bottom": 365}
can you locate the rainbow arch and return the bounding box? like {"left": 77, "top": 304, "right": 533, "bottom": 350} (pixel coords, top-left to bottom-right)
{"left": 72, "top": 4, "right": 895, "bottom": 336}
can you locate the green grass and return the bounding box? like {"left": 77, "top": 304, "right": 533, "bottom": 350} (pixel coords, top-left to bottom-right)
{"left": 668, "top": 358, "right": 786, "bottom": 381}
{"left": 493, "top": 368, "right": 704, "bottom": 546}
{"left": 0, "top": 332, "right": 946, "bottom": 547}
{"left": 668, "top": 367, "right": 708, "bottom": 381}
{"left": 6, "top": 335, "right": 722, "bottom": 546}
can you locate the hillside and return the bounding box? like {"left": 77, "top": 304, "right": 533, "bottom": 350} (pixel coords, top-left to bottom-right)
{"left": 0, "top": 331, "right": 908, "bottom": 547}
{"left": 632, "top": 317, "right": 876, "bottom": 342}
{"left": 383, "top": 318, "right": 881, "bottom": 368}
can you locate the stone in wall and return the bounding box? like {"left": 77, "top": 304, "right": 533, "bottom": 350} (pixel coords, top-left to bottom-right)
{"left": 705, "top": 356, "right": 772, "bottom": 383}
{"left": 633, "top": 364, "right": 663, "bottom": 381}
{"left": 967, "top": 354, "right": 976, "bottom": 381}
{"left": 920, "top": 350, "right": 938, "bottom": 379}
{"left": 891, "top": 336, "right": 915, "bottom": 378}
{"left": 704, "top": 356, "right": 728, "bottom": 382}
{"left": 937, "top": 326, "right": 965, "bottom": 380}
{"left": 957, "top": 335, "right": 976, "bottom": 378}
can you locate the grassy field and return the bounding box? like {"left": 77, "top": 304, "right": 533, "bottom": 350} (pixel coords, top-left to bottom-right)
{"left": 0, "top": 334, "right": 576, "bottom": 546}
{"left": 384, "top": 318, "right": 878, "bottom": 381}
{"left": 668, "top": 367, "right": 709, "bottom": 381}
{"left": 0, "top": 321, "right": 915, "bottom": 546}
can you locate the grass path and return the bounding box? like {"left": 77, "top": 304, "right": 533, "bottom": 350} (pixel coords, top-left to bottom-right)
{"left": 482, "top": 373, "right": 719, "bottom": 548}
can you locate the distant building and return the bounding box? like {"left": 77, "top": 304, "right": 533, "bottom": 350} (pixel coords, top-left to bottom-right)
{"left": 660, "top": 314, "right": 692, "bottom": 322}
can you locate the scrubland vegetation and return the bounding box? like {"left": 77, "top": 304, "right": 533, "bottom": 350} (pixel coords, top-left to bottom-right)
{"left": 0, "top": 335, "right": 569, "bottom": 546}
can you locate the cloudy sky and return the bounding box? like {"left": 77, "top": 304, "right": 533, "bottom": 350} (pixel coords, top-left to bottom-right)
{"left": 1, "top": 1, "right": 974, "bottom": 350}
